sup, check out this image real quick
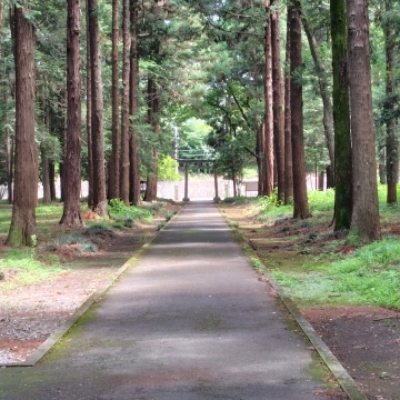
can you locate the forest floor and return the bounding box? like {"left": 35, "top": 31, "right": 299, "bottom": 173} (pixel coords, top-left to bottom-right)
{"left": 219, "top": 201, "right": 400, "bottom": 400}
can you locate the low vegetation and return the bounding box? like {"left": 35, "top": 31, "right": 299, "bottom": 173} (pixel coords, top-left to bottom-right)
{"left": 0, "top": 200, "right": 172, "bottom": 291}
{"left": 222, "top": 186, "right": 400, "bottom": 312}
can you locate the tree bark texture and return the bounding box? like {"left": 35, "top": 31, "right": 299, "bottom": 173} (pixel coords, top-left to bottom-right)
{"left": 263, "top": 4, "right": 274, "bottom": 196}
{"left": 7, "top": 6, "right": 38, "bottom": 246}
{"left": 289, "top": 2, "right": 310, "bottom": 219}
{"left": 144, "top": 77, "right": 159, "bottom": 202}
{"left": 60, "top": 0, "right": 83, "bottom": 226}
{"left": 120, "top": 0, "right": 131, "bottom": 204}
{"left": 384, "top": 0, "right": 398, "bottom": 204}
{"left": 109, "top": 0, "right": 120, "bottom": 200}
{"left": 347, "top": 0, "right": 381, "bottom": 242}
{"left": 129, "top": 0, "right": 141, "bottom": 205}
{"left": 330, "top": 0, "right": 352, "bottom": 230}
{"left": 270, "top": 1, "right": 285, "bottom": 203}
{"left": 284, "top": 6, "right": 293, "bottom": 205}
{"left": 88, "top": 0, "right": 107, "bottom": 216}
{"left": 257, "top": 124, "right": 266, "bottom": 196}
{"left": 86, "top": 0, "right": 93, "bottom": 207}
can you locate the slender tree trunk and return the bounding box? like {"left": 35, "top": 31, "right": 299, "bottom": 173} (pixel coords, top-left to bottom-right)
{"left": 289, "top": 2, "right": 310, "bottom": 219}
{"left": 7, "top": 5, "right": 38, "bottom": 246}
{"left": 49, "top": 161, "right": 56, "bottom": 201}
{"left": 331, "top": 0, "right": 352, "bottom": 230}
{"left": 86, "top": 0, "right": 93, "bottom": 207}
{"left": 257, "top": 124, "right": 266, "bottom": 196}
{"left": 384, "top": 0, "right": 398, "bottom": 204}
{"left": 284, "top": 6, "right": 293, "bottom": 205}
{"left": 109, "top": 0, "right": 120, "bottom": 200}
{"left": 298, "top": 4, "right": 335, "bottom": 168}
{"left": 129, "top": 0, "right": 141, "bottom": 205}
{"left": 347, "top": 0, "right": 381, "bottom": 242}
{"left": 271, "top": 1, "right": 285, "bottom": 203}
{"left": 144, "top": 77, "right": 159, "bottom": 202}
{"left": 88, "top": 0, "right": 107, "bottom": 216}
{"left": 263, "top": 3, "right": 274, "bottom": 196}
{"left": 41, "top": 145, "right": 51, "bottom": 204}
{"left": 60, "top": 0, "right": 83, "bottom": 226}
{"left": 120, "top": 0, "right": 131, "bottom": 204}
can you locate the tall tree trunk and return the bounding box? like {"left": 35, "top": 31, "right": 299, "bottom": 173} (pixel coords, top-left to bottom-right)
{"left": 49, "top": 161, "right": 56, "bottom": 201}
{"left": 271, "top": 0, "right": 285, "bottom": 203}
{"left": 129, "top": 0, "right": 141, "bottom": 205}
{"left": 298, "top": 4, "right": 335, "bottom": 168}
{"left": 119, "top": 0, "right": 131, "bottom": 204}
{"left": 88, "top": 0, "right": 107, "bottom": 216}
{"left": 257, "top": 124, "right": 266, "bottom": 196}
{"left": 263, "top": 2, "right": 274, "bottom": 196}
{"left": 60, "top": 0, "right": 83, "bottom": 226}
{"left": 347, "top": 0, "right": 381, "bottom": 242}
{"left": 41, "top": 145, "right": 51, "bottom": 204}
{"left": 7, "top": 5, "right": 38, "bottom": 246}
{"left": 331, "top": 0, "right": 352, "bottom": 230}
{"left": 4, "top": 90, "right": 13, "bottom": 204}
{"left": 289, "top": 2, "right": 310, "bottom": 219}
{"left": 86, "top": 0, "right": 93, "bottom": 207}
{"left": 384, "top": 0, "right": 398, "bottom": 204}
{"left": 284, "top": 6, "right": 293, "bottom": 205}
{"left": 109, "top": 0, "right": 120, "bottom": 200}
{"left": 144, "top": 77, "right": 159, "bottom": 202}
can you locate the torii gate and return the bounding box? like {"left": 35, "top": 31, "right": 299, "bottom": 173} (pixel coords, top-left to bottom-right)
{"left": 178, "top": 159, "right": 221, "bottom": 203}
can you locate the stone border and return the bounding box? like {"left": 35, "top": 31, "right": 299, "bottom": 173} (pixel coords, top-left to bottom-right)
{"left": 1, "top": 204, "right": 185, "bottom": 368}
{"left": 221, "top": 210, "right": 368, "bottom": 400}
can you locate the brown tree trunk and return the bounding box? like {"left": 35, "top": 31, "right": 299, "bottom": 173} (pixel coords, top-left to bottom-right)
{"left": 7, "top": 5, "right": 38, "bottom": 246}
{"left": 88, "top": 0, "right": 107, "bottom": 216}
{"left": 119, "top": 0, "right": 131, "bottom": 204}
{"left": 109, "top": 0, "right": 120, "bottom": 200}
{"left": 129, "top": 0, "right": 141, "bottom": 205}
{"left": 331, "top": 0, "right": 353, "bottom": 230}
{"left": 384, "top": 0, "right": 398, "bottom": 204}
{"left": 49, "top": 161, "right": 56, "bottom": 201}
{"left": 144, "top": 77, "right": 159, "bottom": 202}
{"left": 263, "top": 3, "right": 274, "bottom": 196}
{"left": 86, "top": 0, "right": 93, "bottom": 207}
{"left": 271, "top": 1, "right": 285, "bottom": 203}
{"left": 60, "top": 0, "right": 83, "bottom": 226}
{"left": 284, "top": 6, "right": 293, "bottom": 205}
{"left": 289, "top": 2, "right": 310, "bottom": 219}
{"left": 347, "top": 0, "right": 381, "bottom": 242}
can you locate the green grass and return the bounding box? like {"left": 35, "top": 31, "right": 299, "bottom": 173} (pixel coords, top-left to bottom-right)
{"left": 250, "top": 188, "right": 400, "bottom": 311}
{"left": 270, "top": 235, "right": 400, "bottom": 310}
{"left": 108, "top": 199, "right": 154, "bottom": 222}
{"left": 0, "top": 249, "right": 63, "bottom": 289}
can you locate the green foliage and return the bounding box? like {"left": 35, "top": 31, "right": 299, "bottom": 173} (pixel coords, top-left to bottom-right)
{"left": 0, "top": 249, "right": 62, "bottom": 288}
{"left": 158, "top": 155, "right": 181, "bottom": 181}
{"left": 108, "top": 199, "right": 154, "bottom": 222}
{"left": 47, "top": 233, "right": 98, "bottom": 253}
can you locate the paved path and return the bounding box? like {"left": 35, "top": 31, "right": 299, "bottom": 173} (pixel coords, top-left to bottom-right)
{"left": 1, "top": 202, "right": 330, "bottom": 399}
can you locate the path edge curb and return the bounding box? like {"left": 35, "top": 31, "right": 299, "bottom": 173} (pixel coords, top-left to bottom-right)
{"left": 219, "top": 207, "right": 368, "bottom": 400}
{"left": 1, "top": 202, "right": 186, "bottom": 369}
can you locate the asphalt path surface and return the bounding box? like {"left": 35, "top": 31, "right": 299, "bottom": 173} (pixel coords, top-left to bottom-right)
{"left": 0, "top": 201, "right": 329, "bottom": 399}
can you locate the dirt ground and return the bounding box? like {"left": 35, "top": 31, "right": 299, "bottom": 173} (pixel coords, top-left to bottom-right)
{"left": 0, "top": 202, "right": 181, "bottom": 364}
{"left": 220, "top": 202, "right": 400, "bottom": 400}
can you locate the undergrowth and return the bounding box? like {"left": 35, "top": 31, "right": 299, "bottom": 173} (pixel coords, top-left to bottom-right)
{"left": 237, "top": 188, "right": 400, "bottom": 311}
